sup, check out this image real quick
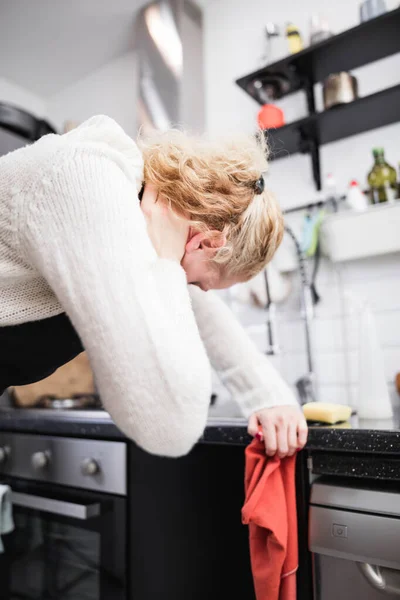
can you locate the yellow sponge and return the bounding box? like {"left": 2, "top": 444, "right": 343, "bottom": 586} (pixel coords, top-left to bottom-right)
{"left": 303, "top": 402, "right": 352, "bottom": 424}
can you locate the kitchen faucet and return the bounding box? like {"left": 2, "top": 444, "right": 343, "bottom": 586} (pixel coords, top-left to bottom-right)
{"left": 264, "top": 225, "right": 317, "bottom": 405}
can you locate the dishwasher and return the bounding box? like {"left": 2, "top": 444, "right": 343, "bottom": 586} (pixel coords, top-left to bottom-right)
{"left": 309, "top": 477, "right": 400, "bottom": 599}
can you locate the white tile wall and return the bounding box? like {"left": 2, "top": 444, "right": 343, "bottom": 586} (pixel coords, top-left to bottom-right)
{"left": 315, "top": 384, "right": 351, "bottom": 406}
{"left": 243, "top": 251, "right": 400, "bottom": 411}
{"left": 212, "top": 251, "right": 400, "bottom": 417}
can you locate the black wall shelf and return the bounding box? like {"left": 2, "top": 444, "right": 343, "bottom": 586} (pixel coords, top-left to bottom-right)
{"left": 268, "top": 84, "right": 400, "bottom": 189}
{"left": 235, "top": 8, "right": 400, "bottom": 189}
{"left": 236, "top": 8, "right": 400, "bottom": 103}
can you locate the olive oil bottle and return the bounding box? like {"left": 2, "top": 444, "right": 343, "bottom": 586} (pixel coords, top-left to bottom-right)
{"left": 367, "top": 148, "right": 397, "bottom": 204}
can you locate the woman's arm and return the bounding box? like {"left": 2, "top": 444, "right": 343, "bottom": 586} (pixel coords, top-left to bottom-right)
{"left": 188, "top": 286, "right": 308, "bottom": 455}
{"left": 188, "top": 285, "right": 297, "bottom": 414}
{"left": 21, "top": 149, "right": 212, "bottom": 457}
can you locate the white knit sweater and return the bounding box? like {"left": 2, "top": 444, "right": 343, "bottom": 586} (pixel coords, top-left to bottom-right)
{"left": 0, "top": 116, "right": 297, "bottom": 456}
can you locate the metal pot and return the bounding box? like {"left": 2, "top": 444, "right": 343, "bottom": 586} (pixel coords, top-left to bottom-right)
{"left": 9, "top": 352, "right": 95, "bottom": 407}
{"left": 323, "top": 72, "right": 358, "bottom": 109}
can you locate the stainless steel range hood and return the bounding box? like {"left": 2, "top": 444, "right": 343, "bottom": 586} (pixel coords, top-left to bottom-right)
{"left": 135, "top": 0, "right": 204, "bottom": 133}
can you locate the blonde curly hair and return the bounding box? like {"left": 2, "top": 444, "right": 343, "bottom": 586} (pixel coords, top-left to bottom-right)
{"left": 139, "top": 130, "right": 283, "bottom": 280}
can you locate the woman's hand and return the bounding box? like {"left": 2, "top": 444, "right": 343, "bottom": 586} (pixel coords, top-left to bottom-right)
{"left": 248, "top": 405, "right": 308, "bottom": 458}
{"left": 141, "top": 184, "right": 189, "bottom": 263}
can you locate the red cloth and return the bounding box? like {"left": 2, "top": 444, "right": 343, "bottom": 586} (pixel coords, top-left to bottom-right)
{"left": 242, "top": 439, "right": 298, "bottom": 600}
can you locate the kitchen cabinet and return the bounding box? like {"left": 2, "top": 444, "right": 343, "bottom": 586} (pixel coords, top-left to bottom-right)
{"left": 127, "top": 442, "right": 313, "bottom": 600}
{"left": 128, "top": 442, "right": 255, "bottom": 599}
{"left": 0, "top": 410, "right": 313, "bottom": 600}
{"left": 1, "top": 408, "right": 400, "bottom": 600}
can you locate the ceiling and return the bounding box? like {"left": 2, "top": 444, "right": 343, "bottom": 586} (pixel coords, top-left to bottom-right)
{"left": 0, "top": 0, "right": 151, "bottom": 97}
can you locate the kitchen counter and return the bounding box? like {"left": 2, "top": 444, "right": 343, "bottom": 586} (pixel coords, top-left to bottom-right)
{"left": 0, "top": 408, "right": 255, "bottom": 443}
{"left": 307, "top": 408, "right": 400, "bottom": 454}
{"left": 0, "top": 407, "right": 124, "bottom": 439}
{"left": 0, "top": 408, "right": 255, "bottom": 448}
{"left": 0, "top": 406, "right": 399, "bottom": 454}
{"left": 307, "top": 409, "right": 400, "bottom": 481}
{"left": 206, "top": 410, "right": 400, "bottom": 455}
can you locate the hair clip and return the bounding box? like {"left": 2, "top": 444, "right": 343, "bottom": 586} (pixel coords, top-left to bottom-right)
{"left": 254, "top": 176, "right": 265, "bottom": 195}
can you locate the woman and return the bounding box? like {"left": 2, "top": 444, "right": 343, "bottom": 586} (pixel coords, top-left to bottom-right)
{"left": 0, "top": 116, "right": 307, "bottom": 457}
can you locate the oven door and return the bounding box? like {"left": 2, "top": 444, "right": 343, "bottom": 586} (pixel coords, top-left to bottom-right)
{"left": 0, "top": 477, "right": 126, "bottom": 600}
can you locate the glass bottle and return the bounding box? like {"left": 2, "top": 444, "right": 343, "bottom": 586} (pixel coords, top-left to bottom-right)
{"left": 286, "top": 23, "right": 303, "bottom": 54}
{"left": 398, "top": 163, "right": 400, "bottom": 199}
{"left": 367, "top": 148, "right": 397, "bottom": 204}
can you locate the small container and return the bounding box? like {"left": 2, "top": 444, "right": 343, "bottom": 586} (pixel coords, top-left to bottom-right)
{"left": 347, "top": 180, "right": 368, "bottom": 211}
{"left": 324, "top": 172, "right": 337, "bottom": 197}
{"left": 257, "top": 104, "right": 285, "bottom": 129}
{"left": 323, "top": 72, "right": 358, "bottom": 109}
{"left": 259, "top": 22, "right": 281, "bottom": 66}
{"left": 286, "top": 22, "right": 303, "bottom": 54}
{"left": 359, "top": 0, "right": 387, "bottom": 22}
{"left": 309, "top": 14, "right": 333, "bottom": 45}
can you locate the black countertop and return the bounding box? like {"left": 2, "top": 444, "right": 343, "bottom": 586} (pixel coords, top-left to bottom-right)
{"left": 0, "top": 407, "right": 399, "bottom": 455}
{"left": 307, "top": 409, "right": 400, "bottom": 455}
{"left": 0, "top": 408, "right": 124, "bottom": 439}
{"left": 0, "top": 408, "right": 253, "bottom": 444}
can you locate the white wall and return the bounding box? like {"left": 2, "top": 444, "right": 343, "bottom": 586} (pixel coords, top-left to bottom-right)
{"left": 203, "top": 0, "right": 400, "bottom": 416}
{"left": 0, "top": 77, "right": 47, "bottom": 118}
{"left": 47, "top": 51, "right": 137, "bottom": 137}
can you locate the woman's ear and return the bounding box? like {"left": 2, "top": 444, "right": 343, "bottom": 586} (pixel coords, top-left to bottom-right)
{"left": 201, "top": 231, "right": 227, "bottom": 250}
{"left": 185, "top": 230, "right": 226, "bottom": 254}
{"left": 185, "top": 232, "right": 204, "bottom": 253}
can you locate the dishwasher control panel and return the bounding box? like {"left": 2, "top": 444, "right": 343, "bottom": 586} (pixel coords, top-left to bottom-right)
{"left": 309, "top": 477, "right": 400, "bottom": 571}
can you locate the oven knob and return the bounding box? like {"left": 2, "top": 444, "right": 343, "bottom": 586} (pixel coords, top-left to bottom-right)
{"left": 31, "top": 451, "right": 50, "bottom": 470}
{"left": 81, "top": 458, "right": 100, "bottom": 476}
{"left": 0, "top": 446, "right": 10, "bottom": 464}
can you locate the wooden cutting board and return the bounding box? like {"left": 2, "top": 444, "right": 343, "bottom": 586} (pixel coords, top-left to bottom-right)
{"left": 10, "top": 352, "right": 95, "bottom": 407}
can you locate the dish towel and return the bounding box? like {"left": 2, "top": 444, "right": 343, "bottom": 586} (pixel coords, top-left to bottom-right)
{"left": 0, "top": 484, "right": 14, "bottom": 553}
{"left": 242, "top": 439, "right": 298, "bottom": 600}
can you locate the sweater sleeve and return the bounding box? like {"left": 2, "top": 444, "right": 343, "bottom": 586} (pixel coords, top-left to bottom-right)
{"left": 20, "top": 147, "right": 212, "bottom": 457}
{"left": 188, "top": 285, "right": 298, "bottom": 417}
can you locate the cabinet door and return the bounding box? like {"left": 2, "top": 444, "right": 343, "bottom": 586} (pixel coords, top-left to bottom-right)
{"left": 128, "top": 442, "right": 255, "bottom": 600}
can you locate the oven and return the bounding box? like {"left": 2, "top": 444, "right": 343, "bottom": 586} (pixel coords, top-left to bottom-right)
{"left": 0, "top": 433, "right": 127, "bottom": 600}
